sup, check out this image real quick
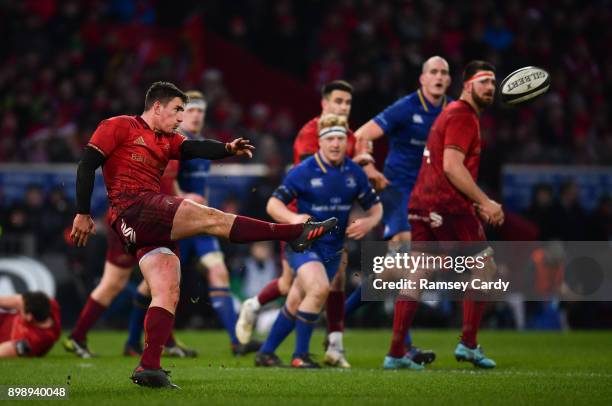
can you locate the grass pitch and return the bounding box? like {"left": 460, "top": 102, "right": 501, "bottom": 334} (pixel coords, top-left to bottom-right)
{"left": 1, "top": 329, "right": 611, "bottom": 405}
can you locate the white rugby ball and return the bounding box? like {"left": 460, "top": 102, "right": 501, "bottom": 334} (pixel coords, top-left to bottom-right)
{"left": 500, "top": 66, "right": 550, "bottom": 105}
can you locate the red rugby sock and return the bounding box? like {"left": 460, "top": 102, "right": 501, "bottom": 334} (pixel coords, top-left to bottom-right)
{"left": 326, "top": 291, "right": 345, "bottom": 333}
{"left": 461, "top": 300, "right": 486, "bottom": 349}
{"left": 388, "top": 299, "right": 418, "bottom": 358}
{"left": 257, "top": 279, "right": 282, "bottom": 305}
{"left": 140, "top": 307, "right": 174, "bottom": 370}
{"left": 71, "top": 296, "right": 107, "bottom": 342}
{"left": 229, "top": 216, "right": 303, "bottom": 243}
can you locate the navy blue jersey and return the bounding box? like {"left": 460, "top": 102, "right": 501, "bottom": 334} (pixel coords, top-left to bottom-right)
{"left": 273, "top": 153, "right": 379, "bottom": 259}
{"left": 177, "top": 130, "right": 211, "bottom": 195}
{"left": 373, "top": 89, "right": 451, "bottom": 189}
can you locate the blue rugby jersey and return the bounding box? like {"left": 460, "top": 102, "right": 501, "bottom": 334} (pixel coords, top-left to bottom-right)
{"left": 177, "top": 129, "right": 211, "bottom": 195}
{"left": 373, "top": 89, "right": 451, "bottom": 189}
{"left": 272, "top": 152, "right": 379, "bottom": 259}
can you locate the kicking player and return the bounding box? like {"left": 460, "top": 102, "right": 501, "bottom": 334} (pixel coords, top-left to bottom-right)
{"left": 385, "top": 60, "right": 503, "bottom": 370}
{"left": 236, "top": 80, "right": 365, "bottom": 368}
{"left": 123, "top": 90, "right": 260, "bottom": 355}
{"left": 0, "top": 292, "right": 61, "bottom": 357}
{"left": 254, "top": 114, "right": 382, "bottom": 368}
{"left": 71, "top": 81, "right": 337, "bottom": 388}
{"left": 346, "top": 56, "right": 452, "bottom": 364}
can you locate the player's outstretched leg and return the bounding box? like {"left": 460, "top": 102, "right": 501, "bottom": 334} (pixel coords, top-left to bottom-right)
{"left": 455, "top": 300, "right": 495, "bottom": 368}
{"left": 65, "top": 261, "right": 132, "bottom": 358}
{"left": 383, "top": 299, "right": 424, "bottom": 370}
{"left": 170, "top": 200, "right": 338, "bottom": 252}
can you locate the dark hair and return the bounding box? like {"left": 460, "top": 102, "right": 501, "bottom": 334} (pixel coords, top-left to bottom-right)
{"left": 144, "top": 81, "right": 188, "bottom": 111}
{"left": 22, "top": 292, "right": 51, "bottom": 322}
{"left": 321, "top": 80, "right": 353, "bottom": 98}
{"left": 463, "top": 60, "right": 496, "bottom": 82}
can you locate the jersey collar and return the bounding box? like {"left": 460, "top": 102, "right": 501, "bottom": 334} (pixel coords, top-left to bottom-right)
{"left": 314, "top": 152, "right": 345, "bottom": 173}
{"left": 417, "top": 88, "right": 447, "bottom": 112}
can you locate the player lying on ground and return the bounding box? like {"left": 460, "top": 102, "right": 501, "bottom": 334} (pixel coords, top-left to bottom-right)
{"left": 71, "top": 81, "right": 337, "bottom": 388}
{"left": 254, "top": 114, "right": 382, "bottom": 368}
{"left": 0, "top": 292, "right": 61, "bottom": 358}
{"left": 384, "top": 60, "right": 504, "bottom": 371}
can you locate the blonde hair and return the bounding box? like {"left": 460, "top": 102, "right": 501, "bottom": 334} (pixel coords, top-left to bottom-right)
{"left": 318, "top": 114, "right": 348, "bottom": 132}
{"left": 186, "top": 90, "right": 205, "bottom": 102}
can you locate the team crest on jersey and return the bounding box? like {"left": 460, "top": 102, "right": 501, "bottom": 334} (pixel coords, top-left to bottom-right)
{"left": 311, "top": 178, "right": 323, "bottom": 188}
{"left": 345, "top": 176, "right": 357, "bottom": 188}
{"left": 412, "top": 114, "right": 423, "bottom": 124}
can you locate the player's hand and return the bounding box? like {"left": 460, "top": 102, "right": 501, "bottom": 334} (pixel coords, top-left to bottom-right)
{"left": 293, "top": 213, "right": 312, "bottom": 224}
{"left": 70, "top": 214, "right": 96, "bottom": 247}
{"left": 352, "top": 153, "right": 375, "bottom": 166}
{"left": 346, "top": 218, "right": 373, "bottom": 240}
{"left": 226, "top": 138, "right": 255, "bottom": 158}
{"left": 183, "top": 193, "right": 206, "bottom": 205}
{"left": 363, "top": 164, "right": 390, "bottom": 192}
{"left": 476, "top": 199, "right": 504, "bottom": 226}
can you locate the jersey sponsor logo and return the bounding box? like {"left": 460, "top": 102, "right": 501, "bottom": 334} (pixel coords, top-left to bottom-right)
{"left": 345, "top": 176, "right": 357, "bottom": 188}
{"left": 120, "top": 219, "right": 137, "bottom": 244}
{"left": 311, "top": 204, "right": 352, "bottom": 212}
{"left": 410, "top": 138, "right": 427, "bottom": 146}
{"left": 131, "top": 153, "right": 164, "bottom": 170}
{"left": 311, "top": 178, "right": 323, "bottom": 188}
{"left": 134, "top": 136, "right": 146, "bottom": 146}
{"left": 412, "top": 114, "right": 424, "bottom": 124}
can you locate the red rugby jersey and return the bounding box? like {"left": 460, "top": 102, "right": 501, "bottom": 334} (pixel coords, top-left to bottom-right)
{"left": 0, "top": 299, "right": 61, "bottom": 356}
{"left": 409, "top": 100, "right": 481, "bottom": 214}
{"left": 88, "top": 115, "right": 186, "bottom": 223}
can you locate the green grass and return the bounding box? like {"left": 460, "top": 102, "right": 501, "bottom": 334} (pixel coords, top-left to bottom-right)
{"left": 1, "top": 330, "right": 611, "bottom": 405}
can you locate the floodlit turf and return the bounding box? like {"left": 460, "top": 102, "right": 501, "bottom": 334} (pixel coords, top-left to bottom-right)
{"left": 1, "top": 330, "right": 611, "bottom": 405}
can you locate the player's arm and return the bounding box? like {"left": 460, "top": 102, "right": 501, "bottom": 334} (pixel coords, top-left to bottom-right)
{"left": 346, "top": 202, "right": 383, "bottom": 240}
{"left": 0, "top": 294, "right": 24, "bottom": 311}
{"left": 172, "top": 180, "right": 206, "bottom": 205}
{"left": 267, "top": 174, "right": 309, "bottom": 224}
{"left": 354, "top": 121, "right": 389, "bottom": 191}
{"left": 443, "top": 148, "right": 503, "bottom": 225}
{"left": 180, "top": 138, "right": 254, "bottom": 160}
{"left": 266, "top": 197, "right": 309, "bottom": 224}
{"left": 0, "top": 341, "right": 18, "bottom": 358}
{"left": 71, "top": 146, "right": 104, "bottom": 247}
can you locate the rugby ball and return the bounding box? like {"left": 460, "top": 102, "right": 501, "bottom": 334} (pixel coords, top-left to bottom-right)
{"left": 499, "top": 66, "right": 550, "bottom": 105}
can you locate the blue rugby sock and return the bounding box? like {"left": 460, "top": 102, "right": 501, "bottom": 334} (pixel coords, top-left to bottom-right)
{"left": 293, "top": 310, "right": 319, "bottom": 357}
{"left": 260, "top": 306, "right": 296, "bottom": 354}
{"left": 126, "top": 292, "right": 150, "bottom": 347}
{"left": 404, "top": 330, "right": 413, "bottom": 348}
{"left": 209, "top": 287, "right": 239, "bottom": 345}
{"left": 345, "top": 284, "right": 364, "bottom": 316}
